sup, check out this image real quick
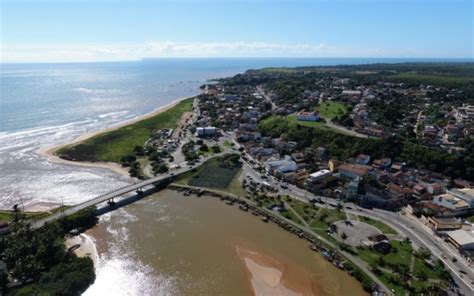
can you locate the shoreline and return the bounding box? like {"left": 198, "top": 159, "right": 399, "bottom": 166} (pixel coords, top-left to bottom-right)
{"left": 37, "top": 95, "right": 194, "bottom": 178}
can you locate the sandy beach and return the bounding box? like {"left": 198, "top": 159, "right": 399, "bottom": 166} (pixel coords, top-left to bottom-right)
{"left": 37, "top": 96, "right": 193, "bottom": 177}
{"left": 65, "top": 232, "right": 99, "bottom": 268}
{"left": 236, "top": 246, "right": 320, "bottom": 296}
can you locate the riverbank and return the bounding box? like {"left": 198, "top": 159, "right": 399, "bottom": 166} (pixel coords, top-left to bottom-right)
{"left": 65, "top": 232, "right": 99, "bottom": 268}
{"left": 37, "top": 96, "right": 194, "bottom": 177}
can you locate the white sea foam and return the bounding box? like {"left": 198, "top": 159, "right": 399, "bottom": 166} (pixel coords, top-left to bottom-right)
{"left": 98, "top": 110, "right": 129, "bottom": 119}
{"left": 84, "top": 255, "right": 177, "bottom": 296}
{"left": 73, "top": 87, "right": 122, "bottom": 95}
{"left": 84, "top": 208, "right": 178, "bottom": 296}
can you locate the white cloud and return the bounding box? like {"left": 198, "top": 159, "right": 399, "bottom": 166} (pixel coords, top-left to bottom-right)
{"left": 0, "top": 41, "right": 438, "bottom": 63}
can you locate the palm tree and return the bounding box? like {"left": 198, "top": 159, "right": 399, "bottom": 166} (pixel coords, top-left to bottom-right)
{"left": 341, "top": 232, "right": 348, "bottom": 241}
{"left": 12, "top": 204, "right": 20, "bottom": 222}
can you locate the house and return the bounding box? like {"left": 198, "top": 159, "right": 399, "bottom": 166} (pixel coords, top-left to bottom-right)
{"left": 446, "top": 229, "right": 474, "bottom": 250}
{"left": 373, "top": 158, "right": 391, "bottom": 169}
{"left": 413, "top": 184, "right": 426, "bottom": 195}
{"left": 444, "top": 124, "right": 462, "bottom": 142}
{"left": 391, "top": 162, "right": 405, "bottom": 172}
{"left": 454, "top": 104, "right": 474, "bottom": 123}
{"left": 427, "top": 217, "right": 462, "bottom": 231}
{"left": 425, "top": 183, "right": 445, "bottom": 195}
{"left": 355, "top": 154, "right": 371, "bottom": 165}
{"left": 328, "top": 159, "right": 343, "bottom": 172}
{"left": 296, "top": 111, "right": 319, "bottom": 122}
{"left": 338, "top": 164, "right": 370, "bottom": 179}
{"left": 220, "top": 94, "right": 241, "bottom": 102}
{"left": 290, "top": 152, "right": 305, "bottom": 163}
{"left": 342, "top": 90, "right": 362, "bottom": 96}
{"left": 284, "top": 170, "right": 309, "bottom": 186}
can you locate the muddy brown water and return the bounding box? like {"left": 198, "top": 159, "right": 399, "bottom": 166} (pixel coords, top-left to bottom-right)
{"left": 87, "top": 189, "right": 367, "bottom": 296}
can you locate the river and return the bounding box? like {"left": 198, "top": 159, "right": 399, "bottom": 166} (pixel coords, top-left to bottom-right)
{"left": 83, "top": 189, "right": 367, "bottom": 296}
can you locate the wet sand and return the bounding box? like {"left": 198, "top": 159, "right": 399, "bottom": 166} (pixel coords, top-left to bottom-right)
{"left": 37, "top": 96, "right": 193, "bottom": 177}
{"left": 65, "top": 232, "right": 99, "bottom": 268}
{"left": 237, "top": 247, "right": 320, "bottom": 296}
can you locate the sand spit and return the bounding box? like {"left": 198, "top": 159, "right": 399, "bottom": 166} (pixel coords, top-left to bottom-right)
{"left": 237, "top": 246, "right": 321, "bottom": 296}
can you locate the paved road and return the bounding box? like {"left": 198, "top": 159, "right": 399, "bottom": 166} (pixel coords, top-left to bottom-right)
{"left": 256, "top": 86, "right": 277, "bottom": 110}
{"left": 325, "top": 121, "right": 368, "bottom": 138}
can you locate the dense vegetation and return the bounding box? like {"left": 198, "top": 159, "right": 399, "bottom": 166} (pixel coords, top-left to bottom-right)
{"left": 259, "top": 116, "right": 474, "bottom": 181}
{"left": 56, "top": 98, "right": 193, "bottom": 163}
{"left": 0, "top": 208, "right": 98, "bottom": 295}
{"left": 255, "top": 63, "right": 474, "bottom": 104}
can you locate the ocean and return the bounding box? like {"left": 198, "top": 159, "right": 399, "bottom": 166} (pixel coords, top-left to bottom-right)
{"left": 0, "top": 57, "right": 469, "bottom": 210}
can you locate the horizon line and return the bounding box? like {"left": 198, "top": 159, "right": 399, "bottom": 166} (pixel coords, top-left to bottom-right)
{"left": 2, "top": 56, "right": 473, "bottom": 65}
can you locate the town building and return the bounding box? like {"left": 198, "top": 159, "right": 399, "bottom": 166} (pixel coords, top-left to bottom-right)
{"left": 338, "top": 164, "right": 370, "bottom": 179}
{"left": 446, "top": 229, "right": 474, "bottom": 250}
{"left": 447, "top": 188, "right": 474, "bottom": 208}
{"left": 196, "top": 126, "right": 216, "bottom": 137}
{"left": 296, "top": 111, "right": 319, "bottom": 122}
{"left": 432, "top": 193, "right": 470, "bottom": 215}
{"left": 265, "top": 155, "right": 298, "bottom": 174}
{"left": 427, "top": 217, "right": 462, "bottom": 231}
{"left": 355, "top": 154, "right": 371, "bottom": 165}
{"left": 307, "top": 169, "right": 332, "bottom": 182}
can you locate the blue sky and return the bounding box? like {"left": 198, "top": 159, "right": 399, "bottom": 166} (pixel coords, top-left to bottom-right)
{"left": 1, "top": 0, "right": 472, "bottom": 62}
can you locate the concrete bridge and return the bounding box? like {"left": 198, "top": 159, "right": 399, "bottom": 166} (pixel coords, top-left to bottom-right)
{"left": 30, "top": 164, "right": 196, "bottom": 230}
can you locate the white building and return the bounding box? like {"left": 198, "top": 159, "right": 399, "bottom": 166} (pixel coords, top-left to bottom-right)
{"left": 446, "top": 229, "right": 474, "bottom": 250}
{"left": 432, "top": 193, "right": 470, "bottom": 214}
{"left": 447, "top": 188, "right": 474, "bottom": 208}
{"left": 196, "top": 126, "right": 216, "bottom": 137}
{"left": 454, "top": 104, "right": 474, "bottom": 123}
{"left": 307, "top": 169, "right": 332, "bottom": 182}
{"left": 296, "top": 111, "right": 319, "bottom": 122}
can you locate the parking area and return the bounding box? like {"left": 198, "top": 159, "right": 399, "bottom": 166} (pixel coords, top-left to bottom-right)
{"left": 333, "top": 220, "right": 381, "bottom": 247}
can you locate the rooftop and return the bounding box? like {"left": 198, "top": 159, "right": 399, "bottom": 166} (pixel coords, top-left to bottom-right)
{"left": 447, "top": 229, "right": 474, "bottom": 246}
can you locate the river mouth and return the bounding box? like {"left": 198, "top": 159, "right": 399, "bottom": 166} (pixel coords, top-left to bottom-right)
{"left": 84, "top": 189, "right": 367, "bottom": 296}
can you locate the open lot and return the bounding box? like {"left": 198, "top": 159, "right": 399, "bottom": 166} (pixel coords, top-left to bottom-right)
{"left": 188, "top": 156, "right": 241, "bottom": 188}
{"left": 334, "top": 220, "right": 381, "bottom": 247}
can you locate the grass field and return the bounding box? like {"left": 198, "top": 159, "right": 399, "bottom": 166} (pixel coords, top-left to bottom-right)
{"left": 360, "top": 216, "right": 397, "bottom": 235}
{"left": 286, "top": 114, "right": 354, "bottom": 136}
{"left": 56, "top": 98, "right": 194, "bottom": 163}
{"left": 188, "top": 156, "right": 241, "bottom": 188}
{"left": 317, "top": 101, "right": 348, "bottom": 119}
{"left": 260, "top": 67, "right": 303, "bottom": 73}
{"left": 0, "top": 206, "right": 70, "bottom": 222}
